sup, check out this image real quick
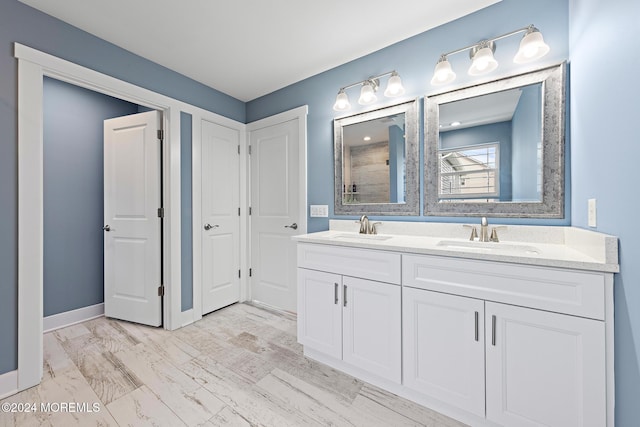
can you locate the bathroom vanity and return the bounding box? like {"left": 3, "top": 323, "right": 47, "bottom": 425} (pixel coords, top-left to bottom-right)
{"left": 294, "top": 220, "right": 618, "bottom": 427}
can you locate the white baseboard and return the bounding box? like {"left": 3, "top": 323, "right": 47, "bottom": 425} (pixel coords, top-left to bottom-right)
{"left": 181, "top": 309, "right": 194, "bottom": 327}
{"left": 43, "top": 303, "right": 105, "bottom": 333}
{"left": 0, "top": 370, "right": 18, "bottom": 400}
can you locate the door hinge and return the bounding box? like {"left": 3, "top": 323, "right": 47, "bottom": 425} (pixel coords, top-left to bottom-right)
{"left": 238, "top": 269, "right": 241, "bottom": 279}
{"left": 249, "top": 268, "right": 253, "bottom": 277}
{"left": 158, "top": 285, "right": 165, "bottom": 297}
{"left": 157, "top": 207, "right": 164, "bottom": 218}
{"left": 248, "top": 145, "right": 252, "bottom": 155}
{"left": 237, "top": 145, "right": 240, "bottom": 155}
{"left": 157, "top": 129, "right": 164, "bottom": 141}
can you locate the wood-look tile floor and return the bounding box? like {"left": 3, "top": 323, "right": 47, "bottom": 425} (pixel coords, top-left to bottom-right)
{"left": 1, "top": 303, "right": 468, "bottom": 427}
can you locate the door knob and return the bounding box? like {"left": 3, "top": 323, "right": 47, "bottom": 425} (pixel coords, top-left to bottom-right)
{"left": 284, "top": 223, "right": 298, "bottom": 230}
{"left": 204, "top": 224, "right": 219, "bottom": 230}
{"left": 103, "top": 225, "right": 111, "bottom": 232}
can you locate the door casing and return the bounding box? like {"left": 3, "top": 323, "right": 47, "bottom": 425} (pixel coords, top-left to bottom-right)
{"left": 14, "top": 43, "right": 244, "bottom": 393}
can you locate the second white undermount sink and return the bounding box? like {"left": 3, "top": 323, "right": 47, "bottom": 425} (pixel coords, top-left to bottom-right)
{"left": 436, "top": 239, "right": 542, "bottom": 255}
{"left": 332, "top": 233, "right": 394, "bottom": 241}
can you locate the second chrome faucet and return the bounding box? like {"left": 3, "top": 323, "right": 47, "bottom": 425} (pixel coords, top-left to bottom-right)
{"left": 466, "top": 217, "right": 502, "bottom": 242}
{"left": 356, "top": 215, "right": 381, "bottom": 235}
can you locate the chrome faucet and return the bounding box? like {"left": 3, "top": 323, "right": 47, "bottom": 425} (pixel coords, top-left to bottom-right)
{"left": 355, "top": 215, "right": 382, "bottom": 234}
{"left": 357, "top": 215, "right": 370, "bottom": 234}
{"left": 479, "top": 217, "right": 490, "bottom": 242}
{"left": 464, "top": 217, "right": 503, "bottom": 242}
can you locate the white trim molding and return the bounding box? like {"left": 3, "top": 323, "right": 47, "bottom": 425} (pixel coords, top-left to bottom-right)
{"left": 43, "top": 304, "right": 105, "bottom": 334}
{"left": 13, "top": 42, "right": 244, "bottom": 394}
{"left": 0, "top": 370, "right": 18, "bottom": 401}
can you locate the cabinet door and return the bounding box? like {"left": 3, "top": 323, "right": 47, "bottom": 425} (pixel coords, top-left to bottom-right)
{"left": 403, "top": 288, "right": 485, "bottom": 416}
{"left": 297, "top": 269, "right": 342, "bottom": 359}
{"left": 342, "top": 277, "right": 401, "bottom": 383}
{"left": 486, "top": 302, "right": 606, "bottom": 427}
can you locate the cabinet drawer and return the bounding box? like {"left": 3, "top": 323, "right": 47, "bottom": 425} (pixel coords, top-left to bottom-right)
{"left": 403, "top": 254, "right": 605, "bottom": 320}
{"left": 298, "top": 243, "right": 401, "bottom": 285}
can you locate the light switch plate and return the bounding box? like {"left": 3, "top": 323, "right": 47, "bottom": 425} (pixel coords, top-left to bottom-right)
{"left": 310, "top": 205, "right": 328, "bottom": 217}
{"left": 588, "top": 198, "right": 597, "bottom": 227}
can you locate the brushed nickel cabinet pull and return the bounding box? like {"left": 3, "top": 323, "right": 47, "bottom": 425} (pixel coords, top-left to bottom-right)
{"left": 343, "top": 285, "right": 347, "bottom": 307}
{"left": 334, "top": 283, "right": 339, "bottom": 305}
{"left": 491, "top": 315, "right": 497, "bottom": 346}
{"left": 475, "top": 311, "right": 479, "bottom": 342}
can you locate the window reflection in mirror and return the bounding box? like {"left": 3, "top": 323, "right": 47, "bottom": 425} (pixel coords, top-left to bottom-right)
{"left": 342, "top": 113, "right": 406, "bottom": 205}
{"left": 437, "top": 83, "right": 543, "bottom": 203}
{"left": 439, "top": 143, "right": 499, "bottom": 200}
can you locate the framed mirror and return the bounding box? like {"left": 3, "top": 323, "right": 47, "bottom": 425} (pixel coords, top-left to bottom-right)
{"left": 425, "top": 63, "right": 566, "bottom": 218}
{"left": 334, "top": 99, "right": 419, "bottom": 215}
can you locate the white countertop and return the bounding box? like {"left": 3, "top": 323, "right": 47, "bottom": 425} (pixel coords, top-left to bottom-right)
{"left": 293, "top": 221, "right": 619, "bottom": 273}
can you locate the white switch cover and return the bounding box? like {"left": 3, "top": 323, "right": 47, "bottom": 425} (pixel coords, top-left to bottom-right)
{"left": 310, "top": 205, "right": 329, "bottom": 217}
{"left": 588, "top": 198, "right": 597, "bottom": 227}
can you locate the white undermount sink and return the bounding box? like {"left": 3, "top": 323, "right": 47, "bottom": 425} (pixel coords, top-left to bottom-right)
{"left": 332, "top": 233, "right": 394, "bottom": 241}
{"left": 436, "top": 239, "right": 542, "bottom": 255}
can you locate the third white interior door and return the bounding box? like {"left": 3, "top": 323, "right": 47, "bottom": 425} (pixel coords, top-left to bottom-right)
{"left": 201, "top": 119, "right": 241, "bottom": 315}
{"left": 249, "top": 116, "right": 303, "bottom": 312}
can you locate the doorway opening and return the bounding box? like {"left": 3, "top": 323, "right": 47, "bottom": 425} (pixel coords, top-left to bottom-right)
{"left": 42, "top": 77, "right": 164, "bottom": 330}
{"left": 16, "top": 43, "right": 182, "bottom": 393}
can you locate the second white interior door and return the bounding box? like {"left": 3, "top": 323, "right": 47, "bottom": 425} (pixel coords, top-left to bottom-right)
{"left": 250, "top": 118, "right": 301, "bottom": 312}
{"left": 201, "top": 119, "right": 241, "bottom": 315}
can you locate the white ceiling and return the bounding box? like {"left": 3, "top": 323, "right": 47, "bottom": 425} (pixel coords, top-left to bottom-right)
{"left": 439, "top": 88, "right": 524, "bottom": 131}
{"left": 19, "top": 0, "right": 500, "bottom": 102}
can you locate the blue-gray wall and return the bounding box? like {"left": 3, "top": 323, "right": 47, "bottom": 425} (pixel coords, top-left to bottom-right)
{"left": 0, "top": 0, "right": 244, "bottom": 375}
{"left": 43, "top": 77, "right": 139, "bottom": 317}
{"left": 180, "top": 112, "right": 193, "bottom": 312}
{"left": 569, "top": 0, "right": 640, "bottom": 425}
{"left": 511, "top": 84, "right": 542, "bottom": 200}
{"left": 246, "top": 0, "right": 570, "bottom": 232}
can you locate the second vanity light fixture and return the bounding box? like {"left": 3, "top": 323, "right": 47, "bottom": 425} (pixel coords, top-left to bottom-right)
{"left": 430, "top": 24, "right": 550, "bottom": 86}
{"left": 333, "top": 70, "right": 405, "bottom": 111}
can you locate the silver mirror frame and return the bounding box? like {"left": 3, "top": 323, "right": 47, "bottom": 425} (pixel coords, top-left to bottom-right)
{"left": 425, "top": 63, "right": 566, "bottom": 218}
{"left": 334, "top": 99, "right": 419, "bottom": 216}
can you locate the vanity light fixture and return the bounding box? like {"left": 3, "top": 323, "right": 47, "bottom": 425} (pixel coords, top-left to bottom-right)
{"left": 333, "top": 70, "right": 405, "bottom": 111}
{"left": 430, "top": 24, "right": 550, "bottom": 86}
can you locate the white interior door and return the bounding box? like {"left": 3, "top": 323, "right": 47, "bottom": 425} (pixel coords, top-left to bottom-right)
{"left": 201, "top": 119, "right": 241, "bottom": 315}
{"left": 104, "top": 110, "right": 162, "bottom": 326}
{"left": 250, "top": 118, "right": 300, "bottom": 312}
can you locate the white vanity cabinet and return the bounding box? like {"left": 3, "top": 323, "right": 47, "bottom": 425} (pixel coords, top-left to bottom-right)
{"left": 485, "top": 302, "right": 605, "bottom": 427}
{"left": 297, "top": 243, "right": 402, "bottom": 383}
{"left": 403, "top": 254, "right": 610, "bottom": 427}
{"left": 297, "top": 268, "right": 342, "bottom": 359}
{"left": 402, "top": 287, "right": 486, "bottom": 416}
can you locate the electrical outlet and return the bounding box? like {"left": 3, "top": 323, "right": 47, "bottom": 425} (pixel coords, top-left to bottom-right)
{"left": 588, "top": 198, "right": 597, "bottom": 227}
{"left": 310, "top": 205, "right": 328, "bottom": 217}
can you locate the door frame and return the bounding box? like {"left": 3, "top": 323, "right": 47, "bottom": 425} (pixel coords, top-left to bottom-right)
{"left": 246, "top": 105, "right": 309, "bottom": 303}
{"left": 13, "top": 43, "right": 241, "bottom": 392}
